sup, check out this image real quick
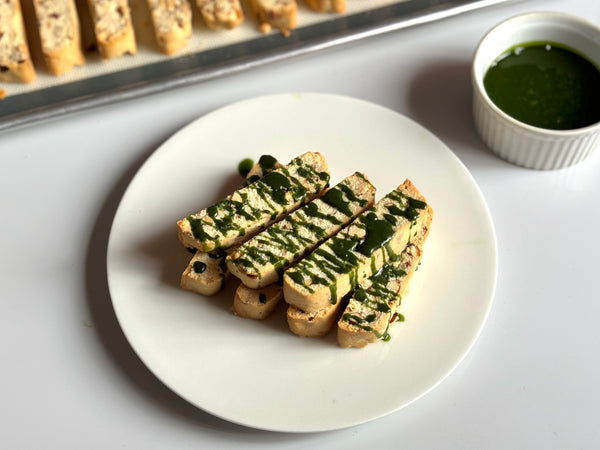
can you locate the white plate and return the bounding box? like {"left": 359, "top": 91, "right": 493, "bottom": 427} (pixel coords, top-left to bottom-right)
{"left": 107, "top": 93, "right": 497, "bottom": 432}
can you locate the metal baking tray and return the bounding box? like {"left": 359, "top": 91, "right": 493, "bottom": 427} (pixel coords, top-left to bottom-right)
{"left": 0, "top": 0, "right": 516, "bottom": 132}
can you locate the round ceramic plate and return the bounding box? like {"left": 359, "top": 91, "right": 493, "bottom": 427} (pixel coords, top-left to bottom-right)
{"left": 107, "top": 93, "right": 497, "bottom": 432}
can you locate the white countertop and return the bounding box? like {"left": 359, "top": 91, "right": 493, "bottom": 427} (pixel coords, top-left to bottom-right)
{"left": 2, "top": 0, "right": 599, "bottom": 448}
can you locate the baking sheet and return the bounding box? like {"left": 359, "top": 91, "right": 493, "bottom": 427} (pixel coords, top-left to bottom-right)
{"left": 0, "top": 0, "right": 516, "bottom": 132}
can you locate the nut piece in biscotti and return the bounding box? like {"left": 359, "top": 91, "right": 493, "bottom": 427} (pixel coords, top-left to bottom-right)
{"left": 87, "top": 0, "right": 137, "bottom": 58}
{"left": 246, "top": 0, "right": 297, "bottom": 36}
{"left": 177, "top": 152, "right": 330, "bottom": 252}
{"left": 337, "top": 205, "right": 433, "bottom": 348}
{"left": 33, "top": 0, "right": 85, "bottom": 75}
{"left": 227, "top": 172, "right": 376, "bottom": 289}
{"left": 283, "top": 179, "right": 430, "bottom": 314}
{"left": 181, "top": 249, "right": 229, "bottom": 296}
{"left": 305, "top": 0, "right": 345, "bottom": 13}
{"left": 0, "top": 0, "right": 36, "bottom": 83}
{"left": 146, "top": 0, "right": 191, "bottom": 54}
{"left": 233, "top": 283, "right": 282, "bottom": 320}
{"left": 196, "top": 0, "right": 243, "bottom": 29}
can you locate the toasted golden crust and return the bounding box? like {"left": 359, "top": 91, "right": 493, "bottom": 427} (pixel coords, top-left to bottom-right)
{"left": 283, "top": 179, "right": 429, "bottom": 314}
{"left": 233, "top": 283, "right": 283, "bottom": 320}
{"left": 337, "top": 205, "right": 433, "bottom": 348}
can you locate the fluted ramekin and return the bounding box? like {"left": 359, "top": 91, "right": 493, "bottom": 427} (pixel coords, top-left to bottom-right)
{"left": 472, "top": 12, "right": 600, "bottom": 170}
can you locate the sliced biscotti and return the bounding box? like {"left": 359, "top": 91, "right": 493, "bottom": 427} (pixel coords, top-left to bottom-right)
{"left": 227, "top": 172, "right": 375, "bottom": 289}
{"left": 283, "top": 179, "right": 429, "bottom": 314}
{"left": 177, "top": 152, "right": 330, "bottom": 252}
{"left": 146, "top": 0, "right": 191, "bottom": 54}
{"left": 305, "top": 0, "right": 345, "bottom": 13}
{"left": 87, "top": 0, "right": 137, "bottom": 58}
{"left": 0, "top": 0, "right": 36, "bottom": 82}
{"left": 337, "top": 205, "right": 433, "bottom": 348}
{"left": 246, "top": 0, "right": 297, "bottom": 36}
{"left": 233, "top": 283, "right": 282, "bottom": 319}
{"left": 181, "top": 248, "right": 229, "bottom": 295}
{"left": 33, "top": 0, "right": 85, "bottom": 74}
{"left": 196, "top": 0, "right": 243, "bottom": 29}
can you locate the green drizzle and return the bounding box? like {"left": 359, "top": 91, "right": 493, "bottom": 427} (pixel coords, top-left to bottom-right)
{"left": 341, "top": 240, "right": 420, "bottom": 342}
{"left": 193, "top": 261, "right": 207, "bottom": 273}
{"left": 356, "top": 212, "right": 395, "bottom": 256}
{"left": 238, "top": 158, "right": 254, "bottom": 177}
{"left": 260, "top": 172, "right": 295, "bottom": 205}
{"left": 258, "top": 154, "right": 278, "bottom": 172}
{"left": 320, "top": 179, "right": 369, "bottom": 217}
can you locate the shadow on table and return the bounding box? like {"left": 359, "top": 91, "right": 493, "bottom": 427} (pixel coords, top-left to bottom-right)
{"left": 83, "top": 136, "right": 335, "bottom": 441}
{"left": 406, "top": 59, "right": 501, "bottom": 169}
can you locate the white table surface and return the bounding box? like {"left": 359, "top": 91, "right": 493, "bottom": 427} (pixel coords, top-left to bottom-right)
{"left": 2, "top": 0, "right": 599, "bottom": 448}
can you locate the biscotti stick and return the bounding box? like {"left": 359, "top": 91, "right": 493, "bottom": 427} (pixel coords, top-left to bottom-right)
{"left": 146, "top": 0, "right": 191, "bottom": 54}
{"left": 287, "top": 204, "right": 432, "bottom": 340}
{"left": 33, "top": 0, "right": 85, "bottom": 74}
{"left": 196, "top": 0, "right": 243, "bottom": 29}
{"left": 177, "top": 152, "right": 330, "bottom": 252}
{"left": 87, "top": 0, "right": 137, "bottom": 58}
{"left": 283, "top": 179, "right": 430, "bottom": 314}
{"left": 227, "top": 172, "right": 375, "bottom": 289}
{"left": 337, "top": 206, "right": 433, "bottom": 348}
{"left": 0, "top": 0, "right": 36, "bottom": 82}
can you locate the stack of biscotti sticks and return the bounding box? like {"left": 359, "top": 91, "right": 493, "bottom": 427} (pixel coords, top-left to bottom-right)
{"left": 177, "top": 152, "right": 434, "bottom": 348}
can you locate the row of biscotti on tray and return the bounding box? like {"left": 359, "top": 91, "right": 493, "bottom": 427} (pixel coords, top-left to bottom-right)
{"left": 176, "top": 152, "right": 433, "bottom": 348}
{"left": 0, "top": 0, "right": 345, "bottom": 84}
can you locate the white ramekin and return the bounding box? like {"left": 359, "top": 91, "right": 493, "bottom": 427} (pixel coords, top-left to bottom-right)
{"left": 472, "top": 12, "right": 600, "bottom": 170}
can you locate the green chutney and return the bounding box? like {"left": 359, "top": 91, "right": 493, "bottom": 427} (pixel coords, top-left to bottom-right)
{"left": 483, "top": 42, "right": 600, "bottom": 130}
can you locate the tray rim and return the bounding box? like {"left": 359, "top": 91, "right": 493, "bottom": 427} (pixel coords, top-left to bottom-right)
{"left": 0, "top": 0, "right": 517, "bottom": 133}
